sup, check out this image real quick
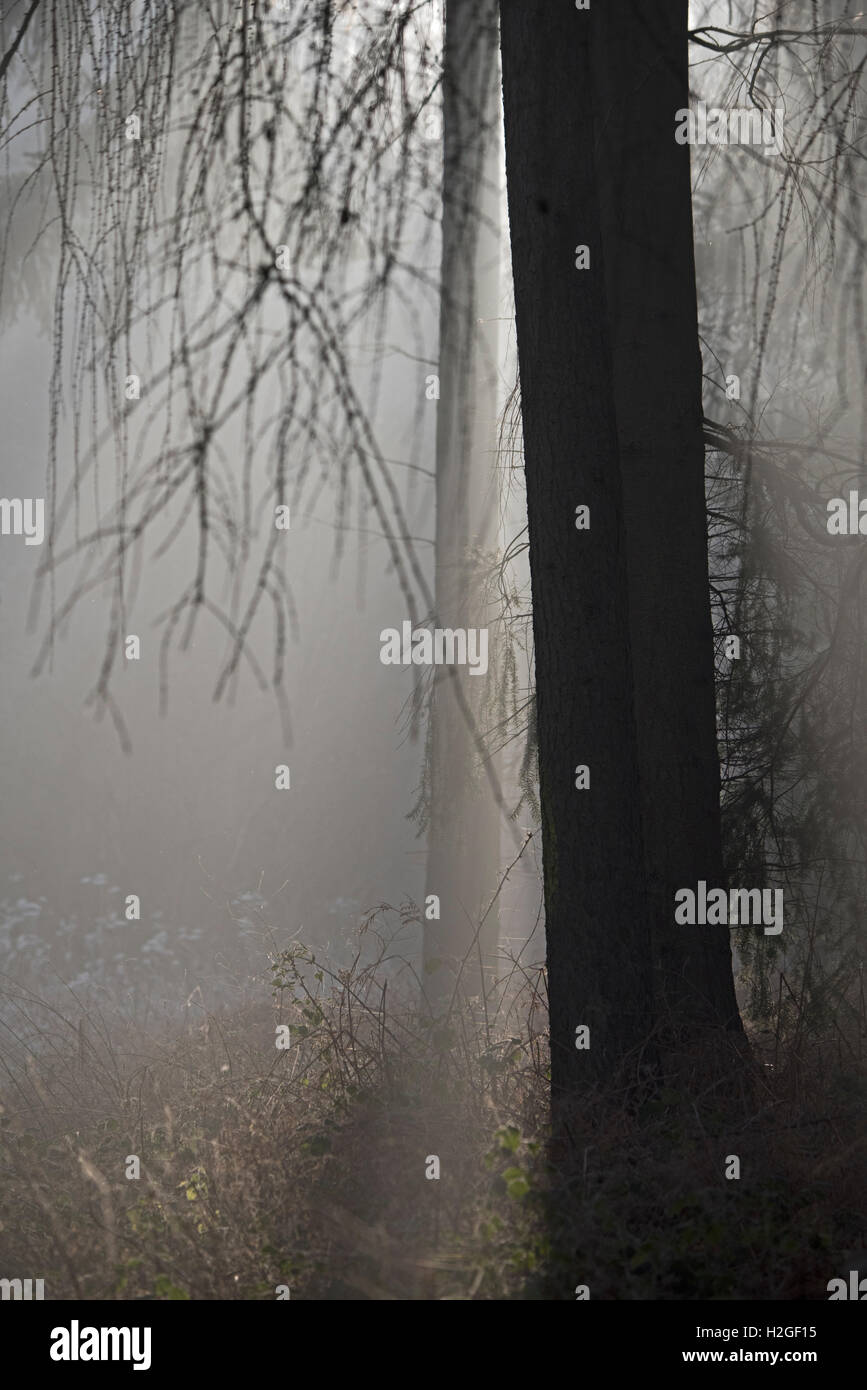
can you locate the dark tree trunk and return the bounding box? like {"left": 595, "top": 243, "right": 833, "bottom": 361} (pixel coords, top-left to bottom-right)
{"left": 499, "top": 1, "right": 655, "bottom": 1088}
{"left": 590, "top": 1, "right": 742, "bottom": 1034}
{"left": 423, "top": 0, "right": 503, "bottom": 1005}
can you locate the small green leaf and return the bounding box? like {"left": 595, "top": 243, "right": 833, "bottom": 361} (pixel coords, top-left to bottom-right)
{"left": 154, "top": 1274, "right": 190, "bottom": 1300}
{"left": 496, "top": 1125, "right": 521, "bottom": 1153}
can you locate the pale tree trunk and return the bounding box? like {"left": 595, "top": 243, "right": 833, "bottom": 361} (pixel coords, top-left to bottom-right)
{"left": 423, "top": 0, "right": 503, "bottom": 1005}
{"left": 499, "top": 0, "right": 655, "bottom": 1091}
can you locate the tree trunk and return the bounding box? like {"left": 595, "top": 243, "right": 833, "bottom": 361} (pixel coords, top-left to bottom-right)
{"left": 590, "top": 1, "right": 742, "bottom": 1036}
{"left": 423, "top": 0, "right": 503, "bottom": 1005}
{"left": 499, "top": 0, "right": 655, "bottom": 1088}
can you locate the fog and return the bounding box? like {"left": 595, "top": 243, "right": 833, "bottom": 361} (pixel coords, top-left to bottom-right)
{"left": 0, "top": 2, "right": 541, "bottom": 1020}
{"left": 1, "top": 0, "right": 862, "bottom": 1026}
{"left": 0, "top": 0, "right": 864, "bottom": 1314}
{"left": 0, "top": 34, "right": 432, "bottom": 1009}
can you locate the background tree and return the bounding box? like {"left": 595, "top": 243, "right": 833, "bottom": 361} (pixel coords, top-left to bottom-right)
{"left": 420, "top": 0, "right": 505, "bottom": 1003}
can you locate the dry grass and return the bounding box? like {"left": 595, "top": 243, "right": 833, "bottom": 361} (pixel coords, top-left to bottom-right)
{"left": 0, "top": 913, "right": 864, "bottom": 1300}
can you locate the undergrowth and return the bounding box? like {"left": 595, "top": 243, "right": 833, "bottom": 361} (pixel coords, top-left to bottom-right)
{"left": 0, "top": 910, "right": 864, "bottom": 1299}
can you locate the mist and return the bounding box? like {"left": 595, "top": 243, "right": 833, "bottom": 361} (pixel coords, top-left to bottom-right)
{"left": 0, "top": 0, "right": 864, "bottom": 1328}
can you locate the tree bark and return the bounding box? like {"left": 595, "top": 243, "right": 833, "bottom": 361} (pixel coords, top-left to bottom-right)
{"left": 590, "top": 1, "right": 742, "bottom": 1035}
{"left": 499, "top": 0, "right": 655, "bottom": 1087}
{"left": 423, "top": 0, "right": 503, "bottom": 1005}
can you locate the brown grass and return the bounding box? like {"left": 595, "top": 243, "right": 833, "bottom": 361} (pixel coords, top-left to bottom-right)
{"left": 0, "top": 914, "right": 864, "bottom": 1300}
